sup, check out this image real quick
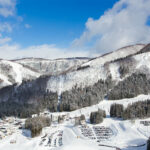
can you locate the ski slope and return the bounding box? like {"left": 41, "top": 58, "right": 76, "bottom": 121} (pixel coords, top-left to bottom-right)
{"left": 0, "top": 44, "right": 149, "bottom": 150}
{"left": 0, "top": 118, "right": 148, "bottom": 150}
{"left": 0, "top": 94, "right": 149, "bottom": 150}
{"left": 15, "top": 58, "right": 89, "bottom": 75}
{"left": 46, "top": 44, "right": 146, "bottom": 93}
{"left": 0, "top": 60, "right": 40, "bottom": 89}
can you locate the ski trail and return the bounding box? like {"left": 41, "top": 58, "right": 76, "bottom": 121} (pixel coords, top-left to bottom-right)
{"left": 57, "top": 75, "right": 64, "bottom": 111}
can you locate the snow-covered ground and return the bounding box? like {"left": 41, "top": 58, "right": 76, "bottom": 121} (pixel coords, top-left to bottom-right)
{"left": 0, "top": 94, "right": 149, "bottom": 150}
{"left": 15, "top": 58, "right": 89, "bottom": 75}
{"left": 0, "top": 44, "right": 149, "bottom": 150}
{"left": 46, "top": 44, "right": 146, "bottom": 93}
{"left": 0, "top": 44, "right": 147, "bottom": 92}
{"left": 0, "top": 60, "right": 40, "bottom": 88}
{"left": 81, "top": 44, "right": 145, "bottom": 67}
{"left": 0, "top": 118, "right": 148, "bottom": 150}
{"left": 0, "top": 57, "right": 88, "bottom": 89}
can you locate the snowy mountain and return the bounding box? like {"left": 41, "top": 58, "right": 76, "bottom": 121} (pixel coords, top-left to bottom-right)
{"left": 14, "top": 57, "right": 89, "bottom": 75}
{"left": 0, "top": 57, "right": 89, "bottom": 89}
{"left": 46, "top": 44, "right": 145, "bottom": 93}
{"left": 0, "top": 43, "right": 150, "bottom": 112}
{"left": 0, "top": 59, "right": 40, "bottom": 89}
{"left": 0, "top": 43, "right": 150, "bottom": 150}
{"left": 0, "top": 94, "right": 149, "bottom": 150}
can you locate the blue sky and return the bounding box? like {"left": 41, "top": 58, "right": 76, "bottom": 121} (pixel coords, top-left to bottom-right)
{"left": 0, "top": 0, "right": 150, "bottom": 59}
{"left": 10, "top": 0, "right": 119, "bottom": 48}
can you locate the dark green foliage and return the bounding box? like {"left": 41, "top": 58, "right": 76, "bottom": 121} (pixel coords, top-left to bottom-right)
{"left": 74, "top": 114, "right": 86, "bottom": 126}
{"left": 0, "top": 92, "right": 58, "bottom": 118}
{"left": 80, "top": 114, "right": 86, "bottom": 121}
{"left": 119, "top": 65, "right": 129, "bottom": 78}
{"left": 147, "top": 138, "right": 150, "bottom": 150}
{"left": 77, "top": 65, "right": 90, "bottom": 71}
{"left": 109, "top": 100, "right": 150, "bottom": 120}
{"left": 108, "top": 73, "right": 150, "bottom": 100}
{"left": 58, "top": 116, "right": 64, "bottom": 124}
{"left": 90, "top": 109, "right": 106, "bottom": 124}
{"left": 110, "top": 104, "right": 124, "bottom": 118}
{"left": 60, "top": 72, "right": 150, "bottom": 112}
{"left": 59, "top": 103, "right": 64, "bottom": 112}
{"left": 103, "top": 110, "right": 106, "bottom": 118}
{"left": 0, "top": 102, "right": 40, "bottom": 118}
{"left": 1, "top": 61, "right": 150, "bottom": 118}
{"left": 137, "top": 44, "right": 150, "bottom": 55}
{"left": 61, "top": 76, "right": 114, "bottom": 111}
{"left": 25, "top": 116, "right": 51, "bottom": 137}
{"left": 122, "top": 100, "right": 150, "bottom": 120}
{"left": 0, "top": 75, "right": 58, "bottom": 117}
{"left": 109, "top": 44, "right": 147, "bottom": 64}
{"left": 74, "top": 117, "right": 81, "bottom": 126}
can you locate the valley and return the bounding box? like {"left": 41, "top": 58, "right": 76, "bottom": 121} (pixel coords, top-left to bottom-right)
{"left": 0, "top": 44, "right": 150, "bottom": 150}
{"left": 0, "top": 94, "right": 150, "bottom": 150}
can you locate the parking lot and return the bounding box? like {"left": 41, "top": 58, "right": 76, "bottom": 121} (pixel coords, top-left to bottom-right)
{"left": 79, "top": 125, "right": 114, "bottom": 143}
{"left": 39, "top": 129, "right": 63, "bottom": 148}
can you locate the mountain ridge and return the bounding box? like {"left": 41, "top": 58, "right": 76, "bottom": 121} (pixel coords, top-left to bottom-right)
{"left": 0, "top": 43, "right": 150, "bottom": 117}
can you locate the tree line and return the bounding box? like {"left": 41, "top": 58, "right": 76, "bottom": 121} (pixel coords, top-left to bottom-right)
{"left": 25, "top": 116, "right": 51, "bottom": 137}
{"left": 110, "top": 100, "right": 150, "bottom": 120}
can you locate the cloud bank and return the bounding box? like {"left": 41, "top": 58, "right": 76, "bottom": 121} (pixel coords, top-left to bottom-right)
{"left": 0, "top": 0, "right": 91, "bottom": 60}
{"left": 1, "top": 0, "right": 150, "bottom": 59}
{"left": 0, "top": 44, "right": 91, "bottom": 60}
{"left": 72, "top": 0, "right": 150, "bottom": 53}
{"left": 0, "top": 0, "right": 16, "bottom": 17}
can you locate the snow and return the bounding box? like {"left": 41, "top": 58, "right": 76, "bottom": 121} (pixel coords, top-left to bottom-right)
{"left": 0, "top": 44, "right": 149, "bottom": 150}
{"left": 0, "top": 73, "right": 12, "bottom": 87}
{"left": 46, "top": 44, "right": 145, "bottom": 93}
{"left": 46, "top": 65, "right": 108, "bottom": 93}
{"left": 61, "top": 128, "right": 100, "bottom": 150}
{"left": 15, "top": 58, "right": 89, "bottom": 75}
{"left": 81, "top": 44, "right": 145, "bottom": 67}
{"left": 0, "top": 118, "right": 148, "bottom": 150}
{"left": 50, "top": 94, "right": 150, "bottom": 118}
{"left": 0, "top": 44, "right": 146, "bottom": 92}
{"left": 0, "top": 59, "right": 40, "bottom": 88}
{"left": 57, "top": 75, "right": 64, "bottom": 109}
{"left": 0, "top": 94, "right": 149, "bottom": 150}
{"left": 108, "top": 63, "right": 120, "bottom": 80}
{"left": 134, "top": 52, "right": 150, "bottom": 71}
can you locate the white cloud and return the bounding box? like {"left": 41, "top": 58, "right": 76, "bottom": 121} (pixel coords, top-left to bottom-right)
{"left": 0, "top": 0, "right": 16, "bottom": 45}
{"left": 0, "top": 0, "right": 89, "bottom": 60}
{"left": 0, "top": 0, "right": 16, "bottom": 17}
{"left": 2, "top": 0, "right": 150, "bottom": 60}
{"left": 0, "top": 22, "right": 12, "bottom": 32}
{"left": 0, "top": 0, "right": 15, "bottom": 6}
{"left": 0, "top": 7, "right": 14, "bottom": 17}
{"left": 25, "top": 24, "right": 31, "bottom": 29}
{"left": 0, "top": 34, "right": 11, "bottom": 44}
{"left": 0, "top": 0, "right": 16, "bottom": 48}
{"left": 72, "top": 0, "right": 150, "bottom": 53}
{"left": 0, "top": 44, "right": 91, "bottom": 60}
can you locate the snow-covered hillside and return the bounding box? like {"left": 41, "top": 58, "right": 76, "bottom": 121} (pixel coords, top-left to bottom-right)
{"left": 0, "top": 44, "right": 150, "bottom": 150}
{"left": 46, "top": 44, "right": 146, "bottom": 93}
{"left": 81, "top": 44, "right": 145, "bottom": 67}
{"left": 0, "top": 44, "right": 149, "bottom": 112}
{"left": 0, "top": 60, "right": 40, "bottom": 89}
{"left": 0, "top": 57, "right": 88, "bottom": 89}
{"left": 0, "top": 95, "right": 150, "bottom": 150}
{"left": 0, "top": 44, "right": 146, "bottom": 93}
{"left": 14, "top": 58, "right": 89, "bottom": 75}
